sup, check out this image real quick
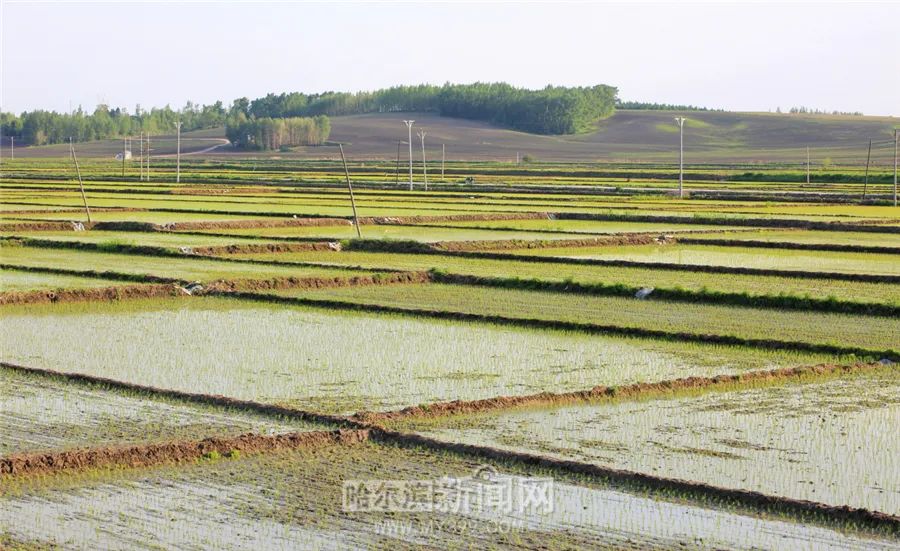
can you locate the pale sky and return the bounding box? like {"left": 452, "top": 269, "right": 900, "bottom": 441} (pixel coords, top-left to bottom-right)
{"left": 1, "top": 1, "right": 898, "bottom": 116}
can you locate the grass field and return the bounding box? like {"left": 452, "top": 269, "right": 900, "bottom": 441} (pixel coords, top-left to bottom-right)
{"left": 2, "top": 154, "right": 899, "bottom": 548}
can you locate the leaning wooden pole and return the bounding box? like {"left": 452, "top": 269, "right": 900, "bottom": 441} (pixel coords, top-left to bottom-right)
{"left": 338, "top": 143, "right": 361, "bottom": 238}
{"left": 69, "top": 138, "right": 92, "bottom": 223}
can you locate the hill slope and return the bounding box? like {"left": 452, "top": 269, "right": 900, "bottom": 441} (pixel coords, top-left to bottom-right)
{"left": 313, "top": 110, "right": 898, "bottom": 164}
{"left": 10, "top": 110, "right": 897, "bottom": 164}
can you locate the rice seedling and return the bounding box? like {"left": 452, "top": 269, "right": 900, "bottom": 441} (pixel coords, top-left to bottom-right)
{"left": 2, "top": 441, "right": 895, "bottom": 550}
{"left": 223, "top": 249, "right": 900, "bottom": 306}
{"left": 0, "top": 297, "right": 854, "bottom": 414}
{"left": 507, "top": 243, "right": 900, "bottom": 276}
{"left": 0, "top": 268, "right": 125, "bottom": 292}
{"left": 391, "top": 367, "right": 900, "bottom": 515}
{"left": 278, "top": 283, "right": 900, "bottom": 353}
{"left": 0, "top": 245, "right": 373, "bottom": 282}
{"left": 0, "top": 369, "right": 326, "bottom": 455}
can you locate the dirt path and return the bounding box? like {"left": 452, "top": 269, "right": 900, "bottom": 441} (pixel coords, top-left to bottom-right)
{"left": 156, "top": 138, "right": 230, "bottom": 158}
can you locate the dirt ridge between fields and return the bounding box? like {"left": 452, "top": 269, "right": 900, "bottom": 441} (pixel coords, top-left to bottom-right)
{"left": 355, "top": 362, "right": 888, "bottom": 423}
{"left": 0, "top": 221, "right": 90, "bottom": 231}
{"left": 0, "top": 283, "right": 185, "bottom": 306}
{"left": 0, "top": 429, "right": 370, "bottom": 477}
{"left": 158, "top": 217, "right": 351, "bottom": 231}
{"left": 0, "top": 270, "right": 431, "bottom": 304}
{"left": 203, "top": 271, "right": 432, "bottom": 292}
{"left": 191, "top": 241, "right": 341, "bottom": 255}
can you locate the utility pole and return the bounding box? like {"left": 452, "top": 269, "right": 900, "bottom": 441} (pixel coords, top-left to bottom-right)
{"left": 674, "top": 117, "right": 685, "bottom": 198}
{"left": 10, "top": 137, "right": 13, "bottom": 159}
{"left": 337, "top": 143, "right": 362, "bottom": 238}
{"left": 122, "top": 136, "right": 127, "bottom": 177}
{"left": 441, "top": 143, "right": 445, "bottom": 181}
{"left": 516, "top": 151, "right": 520, "bottom": 165}
{"left": 175, "top": 121, "right": 182, "bottom": 183}
{"left": 863, "top": 139, "right": 872, "bottom": 199}
{"left": 806, "top": 147, "right": 811, "bottom": 186}
{"left": 403, "top": 120, "right": 414, "bottom": 190}
{"left": 146, "top": 134, "right": 150, "bottom": 181}
{"left": 418, "top": 130, "right": 428, "bottom": 191}
{"left": 894, "top": 129, "right": 898, "bottom": 207}
{"left": 139, "top": 131, "right": 144, "bottom": 181}
{"left": 395, "top": 139, "right": 402, "bottom": 186}
{"left": 69, "top": 137, "right": 92, "bottom": 223}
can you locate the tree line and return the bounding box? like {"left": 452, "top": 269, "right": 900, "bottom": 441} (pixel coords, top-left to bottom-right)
{"left": 779, "top": 106, "right": 864, "bottom": 116}
{"left": 1, "top": 82, "right": 620, "bottom": 146}
{"left": 0, "top": 102, "right": 227, "bottom": 146}
{"left": 616, "top": 101, "right": 719, "bottom": 111}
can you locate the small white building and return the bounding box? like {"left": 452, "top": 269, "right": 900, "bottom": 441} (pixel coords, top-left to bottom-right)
{"left": 115, "top": 150, "right": 133, "bottom": 161}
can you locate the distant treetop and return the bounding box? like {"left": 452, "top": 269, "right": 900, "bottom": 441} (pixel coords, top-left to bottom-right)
{"left": 236, "top": 83, "right": 619, "bottom": 135}
{"left": 616, "top": 101, "right": 721, "bottom": 111}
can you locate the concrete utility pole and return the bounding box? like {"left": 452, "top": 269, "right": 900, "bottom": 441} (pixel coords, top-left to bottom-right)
{"left": 894, "top": 129, "right": 898, "bottom": 207}
{"left": 674, "top": 117, "right": 686, "bottom": 198}
{"left": 69, "top": 137, "right": 92, "bottom": 223}
{"left": 418, "top": 130, "right": 428, "bottom": 191}
{"left": 442, "top": 143, "right": 445, "bottom": 181}
{"left": 146, "top": 134, "right": 150, "bottom": 181}
{"left": 863, "top": 139, "right": 872, "bottom": 199}
{"left": 122, "top": 136, "right": 127, "bottom": 177}
{"left": 10, "top": 137, "right": 13, "bottom": 159}
{"left": 337, "top": 143, "right": 362, "bottom": 238}
{"left": 175, "top": 121, "right": 182, "bottom": 183}
{"left": 139, "top": 131, "right": 144, "bottom": 181}
{"left": 395, "top": 139, "right": 402, "bottom": 186}
{"left": 403, "top": 120, "right": 414, "bottom": 190}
